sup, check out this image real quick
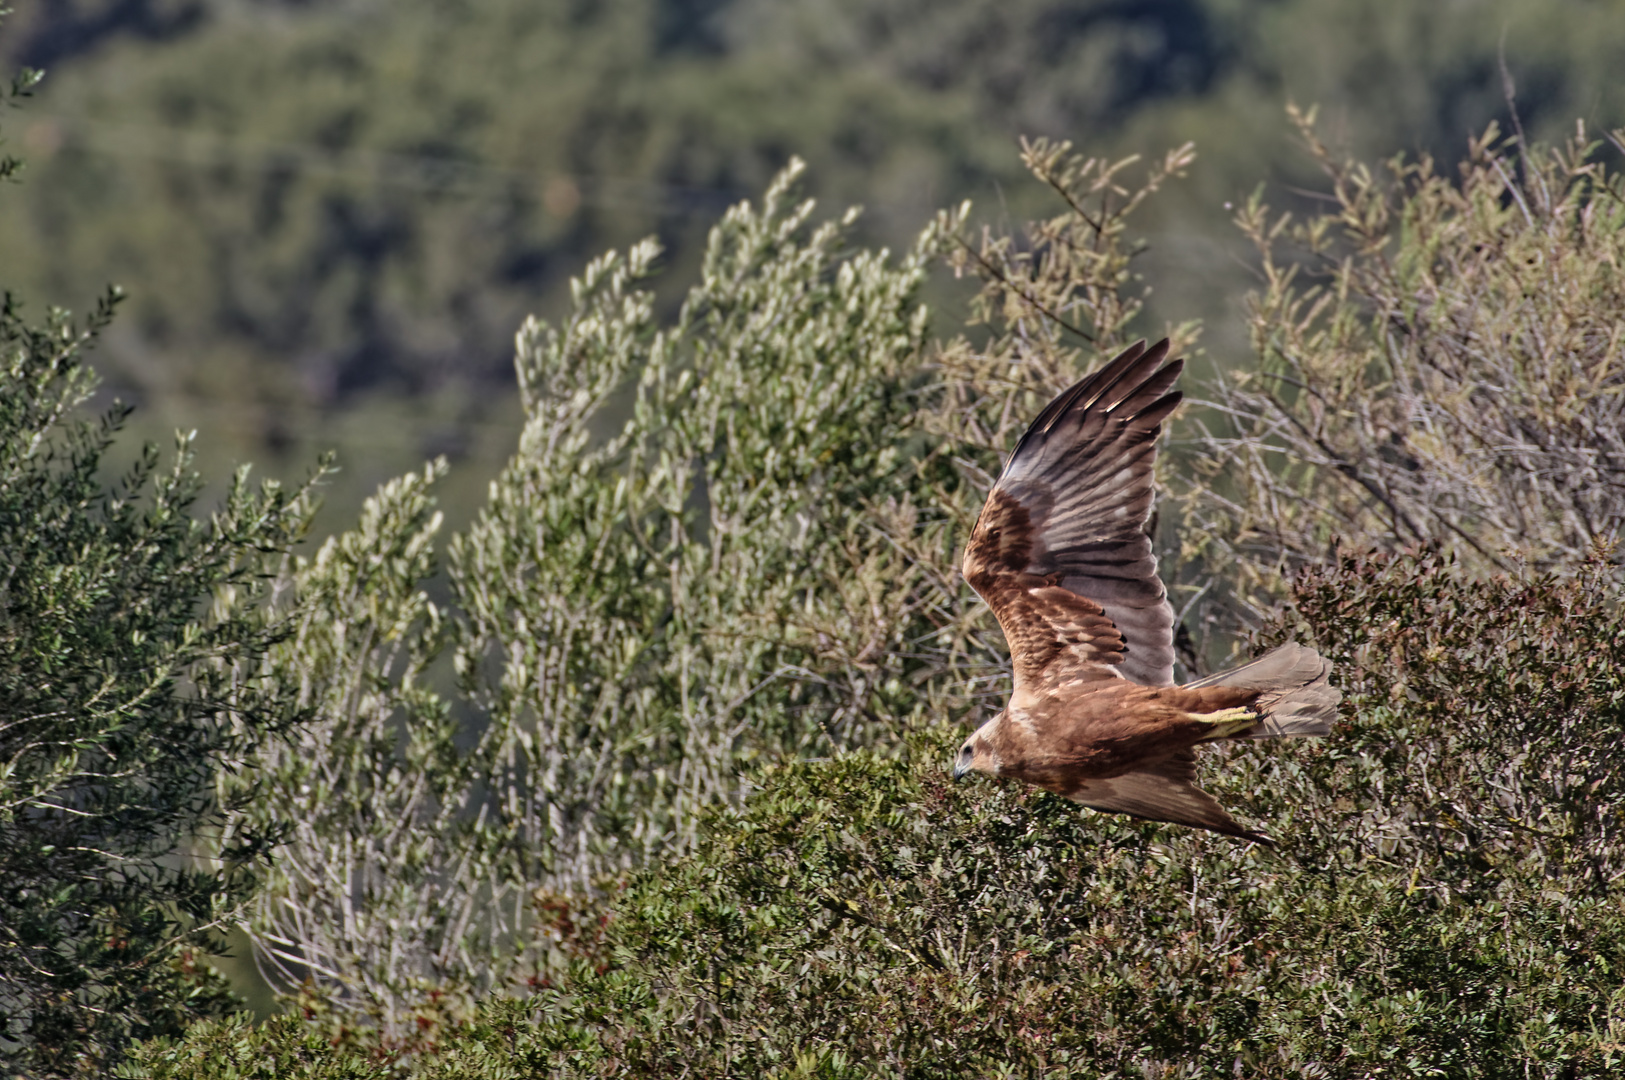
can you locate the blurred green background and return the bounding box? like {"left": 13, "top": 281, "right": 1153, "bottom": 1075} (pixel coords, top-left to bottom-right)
{"left": 4, "top": 0, "right": 1624, "bottom": 539}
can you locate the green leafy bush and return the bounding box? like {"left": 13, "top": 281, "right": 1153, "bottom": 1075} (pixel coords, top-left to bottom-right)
{"left": 125, "top": 551, "right": 1625, "bottom": 1078}
{"left": 0, "top": 298, "right": 326, "bottom": 1074}
{"left": 234, "top": 161, "right": 983, "bottom": 1028}
{"left": 11, "top": 4, "right": 1625, "bottom": 1070}
{"left": 128, "top": 126, "right": 1625, "bottom": 1076}
{"left": 0, "top": 165, "right": 324, "bottom": 1080}
{"left": 234, "top": 136, "right": 1212, "bottom": 1030}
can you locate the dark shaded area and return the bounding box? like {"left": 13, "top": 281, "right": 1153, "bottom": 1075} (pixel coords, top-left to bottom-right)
{"left": 5, "top": 0, "right": 206, "bottom": 69}
{"left": 652, "top": 0, "right": 733, "bottom": 54}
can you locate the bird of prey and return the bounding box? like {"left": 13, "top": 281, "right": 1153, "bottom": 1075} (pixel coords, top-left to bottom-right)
{"left": 952, "top": 339, "right": 1338, "bottom": 845}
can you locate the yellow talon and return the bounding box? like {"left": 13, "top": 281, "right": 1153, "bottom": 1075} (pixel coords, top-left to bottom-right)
{"left": 1192, "top": 706, "right": 1258, "bottom": 740}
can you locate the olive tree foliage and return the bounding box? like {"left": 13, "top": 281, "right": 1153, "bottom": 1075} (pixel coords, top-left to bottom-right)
{"left": 0, "top": 204, "right": 323, "bottom": 1077}
{"left": 1180, "top": 108, "right": 1625, "bottom": 624}
{"left": 242, "top": 463, "right": 462, "bottom": 1012}
{"left": 242, "top": 160, "right": 976, "bottom": 1026}
{"left": 129, "top": 116, "right": 1625, "bottom": 1072}
{"left": 450, "top": 163, "right": 956, "bottom": 878}
{"left": 0, "top": 294, "right": 303, "bottom": 1075}
{"left": 236, "top": 142, "right": 1214, "bottom": 1032}
{"left": 0, "top": 64, "right": 328, "bottom": 1077}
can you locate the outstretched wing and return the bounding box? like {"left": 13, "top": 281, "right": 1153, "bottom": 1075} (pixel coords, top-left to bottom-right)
{"left": 1069, "top": 749, "right": 1273, "bottom": 845}
{"left": 962, "top": 340, "right": 1182, "bottom": 691}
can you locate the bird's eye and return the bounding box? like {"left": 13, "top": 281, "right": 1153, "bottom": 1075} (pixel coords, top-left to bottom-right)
{"left": 960, "top": 746, "right": 973, "bottom": 760}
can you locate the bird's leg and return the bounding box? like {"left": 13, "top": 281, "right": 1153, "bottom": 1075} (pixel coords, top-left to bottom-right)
{"left": 1190, "top": 705, "right": 1258, "bottom": 741}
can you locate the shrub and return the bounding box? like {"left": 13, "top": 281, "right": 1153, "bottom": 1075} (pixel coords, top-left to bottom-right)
{"left": 0, "top": 192, "right": 323, "bottom": 1078}
{"left": 237, "top": 161, "right": 972, "bottom": 1027}
{"left": 128, "top": 117, "right": 1625, "bottom": 1074}
{"left": 233, "top": 140, "right": 1196, "bottom": 1027}
{"left": 1181, "top": 109, "right": 1625, "bottom": 625}
{"left": 125, "top": 550, "right": 1625, "bottom": 1078}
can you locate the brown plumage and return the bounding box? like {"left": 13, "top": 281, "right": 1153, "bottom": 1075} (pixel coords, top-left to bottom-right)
{"left": 953, "top": 340, "right": 1339, "bottom": 845}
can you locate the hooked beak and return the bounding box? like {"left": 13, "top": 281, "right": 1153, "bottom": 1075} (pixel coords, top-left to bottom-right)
{"left": 952, "top": 760, "right": 969, "bottom": 782}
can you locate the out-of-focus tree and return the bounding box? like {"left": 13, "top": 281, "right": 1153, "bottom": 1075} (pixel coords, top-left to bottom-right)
{"left": 4, "top": 0, "right": 1623, "bottom": 518}
{"left": 722, "top": 0, "right": 1232, "bottom": 135}
{"left": 0, "top": 0, "right": 205, "bottom": 70}
{"left": 0, "top": 0, "right": 998, "bottom": 407}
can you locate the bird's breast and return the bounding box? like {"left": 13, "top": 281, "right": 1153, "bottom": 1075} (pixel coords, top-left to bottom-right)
{"left": 995, "top": 684, "right": 1198, "bottom": 783}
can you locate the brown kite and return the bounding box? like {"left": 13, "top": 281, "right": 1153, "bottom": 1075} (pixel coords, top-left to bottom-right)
{"left": 952, "top": 340, "right": 1338, "bottom": 845}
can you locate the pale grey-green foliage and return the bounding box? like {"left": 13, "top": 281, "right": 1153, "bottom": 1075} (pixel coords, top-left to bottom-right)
{"left": 244, "top": 161, "right": 959, "bottom": 1023}
{"left": 452, "top": 160, "right": 953, "bottom": 885}
{"left": 243, "top": 463, "right": 474, "bottom": 1020}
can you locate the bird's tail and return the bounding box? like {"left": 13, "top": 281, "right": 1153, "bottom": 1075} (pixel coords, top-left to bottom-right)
{"left": 1186, "top": 642, "right": 1340, "bottom": 738}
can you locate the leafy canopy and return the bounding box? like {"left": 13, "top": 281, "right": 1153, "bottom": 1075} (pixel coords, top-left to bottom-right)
{"left": 0, "top": 195, "right": 324, "bottom": 1079}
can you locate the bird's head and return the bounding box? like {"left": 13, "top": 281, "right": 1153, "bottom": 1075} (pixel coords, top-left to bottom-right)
{"left": 952, "top": 713, "right": 1003, "bottom": 782}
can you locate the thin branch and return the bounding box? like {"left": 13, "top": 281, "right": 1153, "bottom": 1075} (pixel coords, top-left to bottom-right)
{"left": 951, "top": 234, "right": 1097, "bottom": 344}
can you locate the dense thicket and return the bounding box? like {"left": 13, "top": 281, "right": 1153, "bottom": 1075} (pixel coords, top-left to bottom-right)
{"left": 1180, "top": 110, "right": 1625, "bottom": 628}
{"left": 116, "top": 121, "right": 1625, "bottom": 1076}
{"left": 233, "top": 164, "right": 964, "bottom": 1030}
{"left": 219, "top": 135, "right": 1232, "bottom": 1034}
{"left": 126, "top": 550, "right": 1625, "bottom": 1076}
{"left": 0, "top": 306, "right": 327, "bottom": 1072}
{"left": 6, "top": 11, "right": 1625, "bottom": 1069}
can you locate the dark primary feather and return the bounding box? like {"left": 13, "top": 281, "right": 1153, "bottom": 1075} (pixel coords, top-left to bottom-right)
{"left": 963, "top": 340, "right": 1183, "bottom": 688}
